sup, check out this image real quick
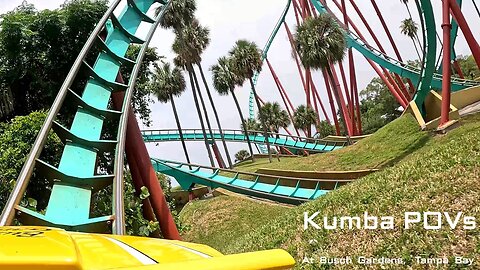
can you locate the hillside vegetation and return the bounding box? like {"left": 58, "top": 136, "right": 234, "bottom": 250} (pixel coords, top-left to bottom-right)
{"left": 234, "top": 114, "right": 429, "bottom": 172}
{"left": 180, "top": 114, "right": 480, "bottom": 269}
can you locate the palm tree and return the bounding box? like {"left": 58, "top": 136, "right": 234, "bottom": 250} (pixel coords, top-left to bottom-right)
{"left": 211, "top": 56, "right": 256, "bottom": 161}
{"left": 400, "top": 18, "right": 423, "bottom": 61}
{"left": 229, "top": 39, "right": 273, "bottom": 163}
{"left": 400, "top": 0, "right": 413, "bottom": 19}
{"left": 294, "top": 14, "right": 349, "bottom": 135}
{"left": 150, "top": 63, "right": 191, "bottom": 164}
{"left": 155, "top": 0, "right": 196, "bottom": 30}
{"left": 293, "top": 105, "right": 318, "bottom": 138}
{"left": 258, "top": 102, "right": 290, "bottom": 160}
{"left": 175, "top": 19, "right": 233, "bottom": 168}
{"left": 259, "top": 102, "right": 291, "bottom": 134}
{"left": 172, "top": 38, "right": 216, "bottom": 168}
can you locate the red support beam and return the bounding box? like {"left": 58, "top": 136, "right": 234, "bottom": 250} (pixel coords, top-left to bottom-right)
{"left": 334, "top": 0, "right": 410, "bottom": 100}
{"left": 266, "top": 59, "right": 302, "bottom": 136}
{"left": 349, "top": 50, "right": 362, "bottom": 134}
{"left": 448, "top": 0, "right": 480, "bottom": 68}
{"left": 453, "top": 60, "right": 465, "bottom": 79}
{"left": 329, "top": 64, "right": 354, "bottom": 136}
{"left": 440, "top": 0, "right": 452, "bottom": 126}
{"left": 112, "top": 90, "right": 181, "bottom": 240}
{"left": 310, "top": 79, "right": 331, "bottom": 123}
{"left": 322, "top": 69, "right": 342, "bottom": 135}
{"left": 325, "top": 0, "right": 409, "bottom": 106}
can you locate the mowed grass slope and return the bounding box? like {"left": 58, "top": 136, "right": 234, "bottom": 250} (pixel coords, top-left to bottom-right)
{"left": 234, "top": 114, "right": 430, "bottom": 172}
{"left": 179, "top": 113, "right": 480, "bottom": 268}
{"left": 179, "top": 195, "right": 287, "bottom": 253}
{"left": 221, "top": 113, "right": 480, "bottom": 269}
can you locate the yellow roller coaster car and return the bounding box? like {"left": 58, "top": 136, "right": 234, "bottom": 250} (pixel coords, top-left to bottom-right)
{"left": 0, "top": 226, "right": 295, "bottom": 270}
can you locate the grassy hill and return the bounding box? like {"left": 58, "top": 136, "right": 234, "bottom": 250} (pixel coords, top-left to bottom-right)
{"left": 234, "top": 114, "right": 430, "bottom": 172}
{"left": 179, "top": 195, "right": 288, "bottom": 253}
{"left": 179, "top": 114, "right": 480, "bottom": 269}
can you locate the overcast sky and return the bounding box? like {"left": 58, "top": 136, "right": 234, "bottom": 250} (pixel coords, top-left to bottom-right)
{"left": 1, "top": 0, "right": 479, "bottom": 173}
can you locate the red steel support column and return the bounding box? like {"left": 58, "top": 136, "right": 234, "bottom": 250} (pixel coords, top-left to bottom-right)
{"left": 327, "top": 0, "right": 408, "bottom": 105}
{"left": 330, "top": 65, "right": 354, "bottom": 136}
{"left": 323, "top": 69, "right": 341, "bottom": 135}
{"left": 127, "top": 156, "right": 160, "bottom": 238}
{"left": 112, "top": 81, "right": 180, "bottom": 240}
{"left": 266, "top": 59, "right": 301, "bottom": 136}
{"left": 453, "top": 60, "right": 465, "bottom": 78}
{"left": 448, "top": 0, "right": 480, "bottom": 68}
{"left": 310, "top": 81, "right": 331, "bottom": 123}
{"left": 440, "top": 0, "right": 452, "bottom": 126}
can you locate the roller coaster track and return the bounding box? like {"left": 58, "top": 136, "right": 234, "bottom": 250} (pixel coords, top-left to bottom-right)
{"left": 0, "top": 0, "right": 169, "bottom": 234}
{"left": 151, "top": 158, "right": 352, "bottom": 205}
{"left": 142, "top": 128, "right": 353, "bottom": 153}
{"left": 249, "top": 0, "right": 291, "bottom": 154}
{"left": 250, "top": 0, "right": 479, "bottom": 118}
{"left": 311, "top": 0, "right": 479, "bottom": 108}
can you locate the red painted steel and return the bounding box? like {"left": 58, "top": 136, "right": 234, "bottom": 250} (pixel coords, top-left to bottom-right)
{"left": 322, "top": 69, "right": 342, "bottom": 135}
{"left": 112, "top": 76, "right": 180, "bottom": 240}
{"left": 440, "top": 0, "right": 452, "bottom": 126}
{"left": 448, "top": 0, "right": 480, "bottom": 67}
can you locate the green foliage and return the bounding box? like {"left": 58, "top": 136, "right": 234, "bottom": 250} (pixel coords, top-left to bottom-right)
{"left": 359, "top": 77, "right": 402, "bottom": 134}
{"left": 229, "top": 40, "right": 263, "bottom": 79}
{"left": 0, "top": 1, "right": 158, "bottom": 125}
{"left": 400, "top": 18, "right": 418, "bottom": 39}
{"left": 122, "top": 45, "right": 162, "bottom": 127}
{"left": 223, "top": 113, "right": 480, "bottom": 268}
{"left": 234, "top": 115, "right": 428, "bottom": 172}
{"left": 150, "top": 62, "right": 186, "bottom": 103}
{"left": 293, "top": 105, "right": 318, "bottom": 137}
{"left": 92, "top": 172, "right": 184, "bottom": 237}
{"left": 124, "top": 174, "right": 160, "bottom": 237}
{"left": 211, "top": 56, "right": 243, "bottom": 95}
{"left": 156, "top": 0, "right": 196, "bottom": 31}
{"left": 258, "top": 102, "right": 291, "bottom": 133}
{"left": 294, "top": 14, "right": 346, "bottom": 69}
{"left": 241, "top": 118, "right": 262, "bottom": 134}
{"left": 172, "top": 19, "right": 209, "bottom": 69}
{"left": 316, "top": 120, "right": 335, "bottom": 139}
{"left": 0, "top": 111, "right": 62, "bottom": 210}
{"left": 234, "top": 150, "right": 251, "bottom": 163}
{"left": 457, "top": 55, "right": 480, "bottom": 80}
{"left": 0, "top": 0, "right": 108, "bottom": 121}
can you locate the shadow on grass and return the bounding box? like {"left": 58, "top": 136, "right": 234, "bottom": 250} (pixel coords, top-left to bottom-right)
{"left": 382, "top": 135, "right": 431, "bottom": 168}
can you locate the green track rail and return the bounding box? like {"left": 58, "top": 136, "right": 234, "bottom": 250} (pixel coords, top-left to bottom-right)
{"left": 0, "top": 0, "right": 169, "bottom": 234}
{"left": 151, "top": 158, "right": 351, "bottom": 205}
{"left": 310, "top": 0, "right": 478, "bottom": 108}
{"left": 142, "top": 129, "right": 347, "bottom": 153}
{"left": 249, "top": 0, "right": 291, "bottom": 154}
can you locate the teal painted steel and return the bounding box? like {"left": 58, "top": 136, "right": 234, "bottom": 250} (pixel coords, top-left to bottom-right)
{"left": 310, "top": 0, "right": 478, "bottom": 96}
{"left": 8, "top": 0, "right": 168, "bottom": 232}
{"left": 45, "top": 0, "right": 155, "bottom": 227}
{"left": 141, "top": 129, "right": 346, "bottom": 153}
{"left": 249, "top": 0, "right": 291, "bottom": 154}
{"left": 412, "top": 0, "right": 437, "bottom": 110}
{"left": 151, "top": 158, "right": 336, "bottom": 205}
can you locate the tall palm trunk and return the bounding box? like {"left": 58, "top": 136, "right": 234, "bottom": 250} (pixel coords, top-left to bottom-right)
{"left": 191, "top": 68, "right": 226, "bottom": 168}
{"left": 326, "top": 67, "right": 349, "bottom": 135}
{"left": 187, "top": 67, "right": 215, "bottom": 167}
{"left": 249, "top": 78, "right": 273, "bottom": 163}
{"left": 197, "top": 63, "right": 233, "bottom": 168}
{"left": 411, "top": 36, "right": 422, "bottom": 61}
{"left": 169, "top": 94, "right": 191, "bottom": 165}
{"left": 231, "top": 88, "right": 255, "bottom": 162}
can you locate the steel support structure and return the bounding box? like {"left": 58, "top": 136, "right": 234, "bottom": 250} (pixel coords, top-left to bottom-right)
{"left": 440, "top": 0, "right": 453, "bottom": 127}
